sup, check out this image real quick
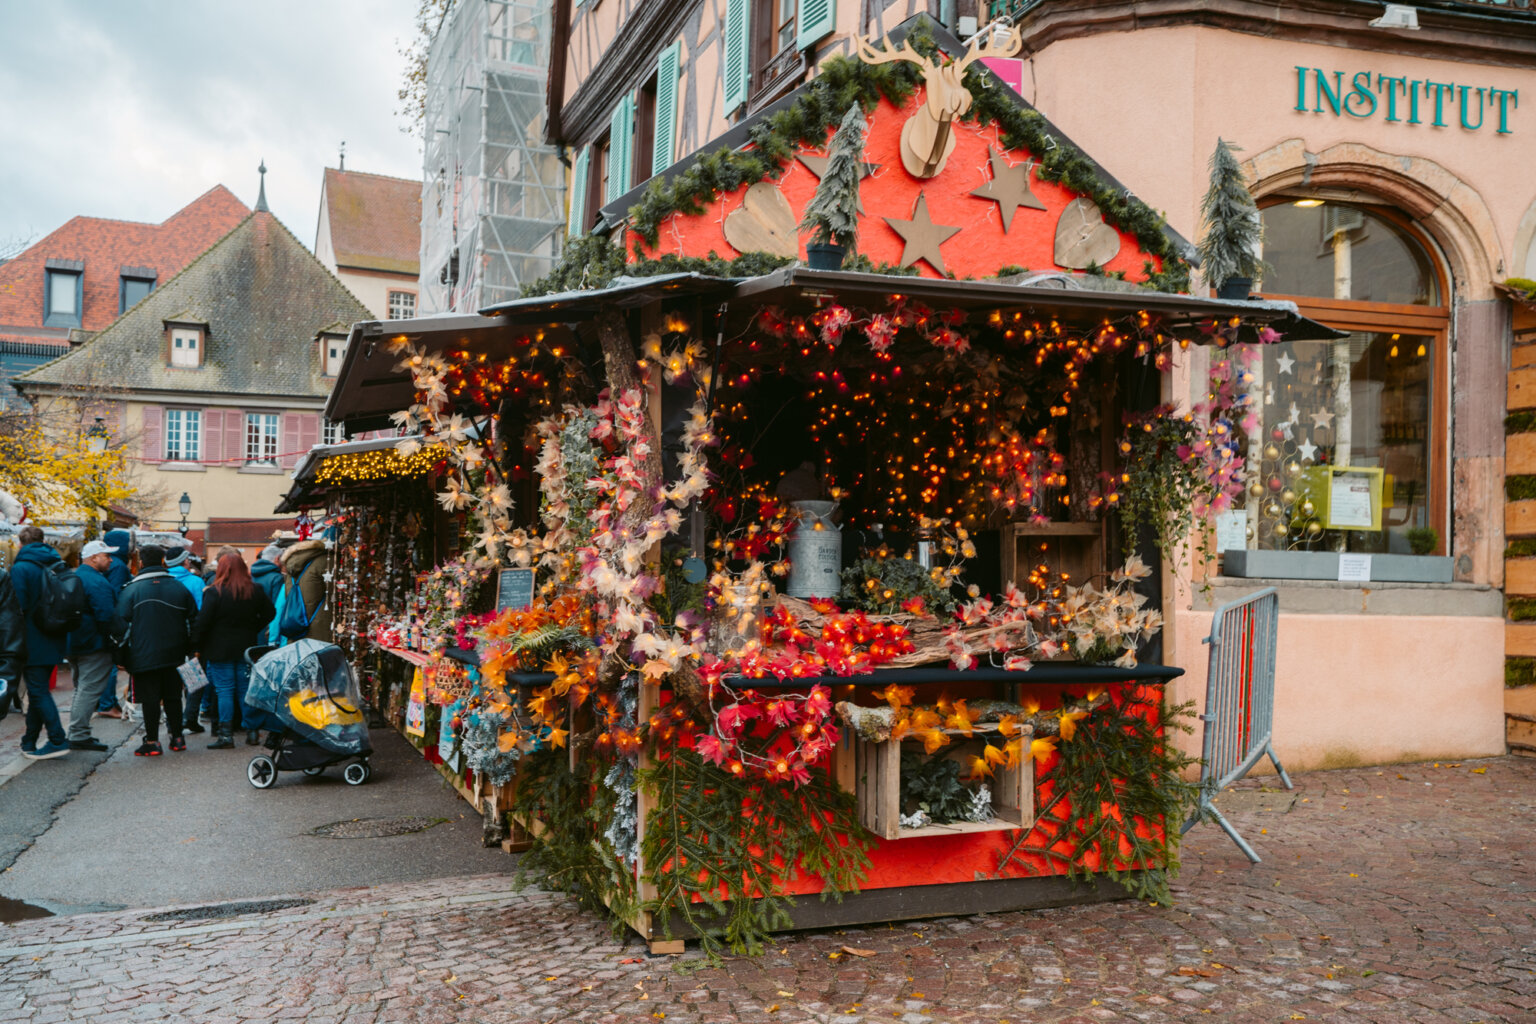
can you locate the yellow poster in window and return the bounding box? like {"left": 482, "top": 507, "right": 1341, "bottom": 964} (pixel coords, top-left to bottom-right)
{"left": 404, "top": 668, "right": 427, "bottom": 738}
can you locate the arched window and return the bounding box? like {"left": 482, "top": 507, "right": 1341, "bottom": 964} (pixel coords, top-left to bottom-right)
{"left": 1236, "top": 200, "right": 1448, "bottom": 558}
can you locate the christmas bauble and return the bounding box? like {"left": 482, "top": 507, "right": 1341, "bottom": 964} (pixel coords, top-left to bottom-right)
{"left": 1273, "top": 522, "right": 1289, "bottom": 537}
{"left": 1306, "top": 522, "right": 1322, "bottom": 536}
{"left": 1281, "top": 488, "right": 1296, "bottom": 504}
{"left": 1268, "top": 476, "right": 1283, "bottom": 492}
{"left": 1263, "top": 444, "right": 1280, "bottom": 461}
{"left": 1285, "top": 461, "right": 1301, "bottom": 478}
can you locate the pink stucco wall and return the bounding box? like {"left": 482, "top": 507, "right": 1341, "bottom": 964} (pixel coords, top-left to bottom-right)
{"left": 1024, "top": 25, "right": 1535, "bottom": 295}
{"left": 1170, "top": 606, "right": 1506, "bottom": 773}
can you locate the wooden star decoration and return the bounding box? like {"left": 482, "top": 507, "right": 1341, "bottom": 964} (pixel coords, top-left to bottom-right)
{"left": 968, "top": 148, "right": 1045, "bottom": 231}
{"left": 798, "top": 153, "right": 880, "bottom": 214}
{"left": 1311, "top": 408, "right": 1336, "bottom": 431}
{"left": 1275, "top": 351, "right": 1295, "bottom": 375}
{"left": 884, "top": 192, "right": 962, "bottom": 275}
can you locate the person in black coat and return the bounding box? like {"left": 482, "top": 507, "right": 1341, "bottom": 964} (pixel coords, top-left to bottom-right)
{"left": 0, "top": 565, "right": 23, "bottom": 722}
{"left": 115, "top": 545, "right": 198, "bottom": 756}
{"left": 193, "top": 553, "right": 274, "bottom": 748}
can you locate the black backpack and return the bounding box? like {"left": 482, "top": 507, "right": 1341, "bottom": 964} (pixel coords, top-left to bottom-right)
{"left": 33, "top": 563, "right": 87, "bottom": 635}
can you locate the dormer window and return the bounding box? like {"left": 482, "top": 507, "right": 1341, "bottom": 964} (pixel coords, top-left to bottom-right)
{"left": 120, "top": 266, "right": 156, "bottom": 312}
{"left": 169, "top": 327, "right": 204, "bottom": 368}
{"left": 44, "top": 260, "right": 84, "bottom": 328}
{"left": 321, "top": 333, "right": 348, "bottom": 376}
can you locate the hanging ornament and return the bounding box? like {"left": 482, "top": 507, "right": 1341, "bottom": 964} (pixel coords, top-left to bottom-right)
{"left": 1285, "top": 461, "right": 1301, "bottom": 478}
{"left": 1268, "top": 475, "right": 1283, "bottom": 492}
{"left": 1306, "top": 521, "right": 1322, "bottom": 536}
{"left": 1274, "top": 522, "right": 1289, "bottom": 537}
{"left": 1281, "top": 488, "right": 1296, "bottom": 504}
{"left": 1263, "top": 444, "right": 1280, "bottom": 461}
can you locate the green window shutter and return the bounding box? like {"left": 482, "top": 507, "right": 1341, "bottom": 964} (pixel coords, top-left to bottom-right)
{"left": 568, "top": 146, "right": 590, "bottom": 236}
{"left": 606, "top": 94, "right": 635, "bottom": 204}
{"left": 652, "top": 43, "right": 681, "bottom": 177}
{"left": 797, "top": 0, "right": 836, "bottom": 50}
{"left": 723, "top": 0, "right": 749, "bottom": 112}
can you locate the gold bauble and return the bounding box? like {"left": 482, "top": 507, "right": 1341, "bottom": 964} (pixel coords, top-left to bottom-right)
{"left": 1281, "top": 488, "right": 1296, "bottom": 505}
{"left": 1263, "top": 444, "right": 1281, "bottom": 461}
{"left": 1306, "top": 521, "right": 1322, "bottom": 536}
{"left": 1301, "top": 500, "right": 1315, "bottom": 516}
{"left": 1273, "top": 522, "right": 1289, "bottom": 537}
{"left": 1285, "top": 461, "right": 1301, "bottom": 478}
{"left": 1244, "top": 526, "right": 1255, "bottom": 540}
{"left": 1248, "top": 481, "right": 1264, "bottom": 498}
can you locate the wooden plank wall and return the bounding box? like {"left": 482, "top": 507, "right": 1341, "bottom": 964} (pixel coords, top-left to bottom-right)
{"left": 1504, "top": 299, "right": 1536, "bottom": 755}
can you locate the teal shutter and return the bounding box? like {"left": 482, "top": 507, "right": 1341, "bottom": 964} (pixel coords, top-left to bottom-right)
{"left": 606, "top": 94, "right": 635, "bottom": 203}
{"left": 723, "top": 0, "right": 749, "bottom": 112}
{"left": 797, "top": 0, "right": 836, "bottom": 50}
{"left": 568, "top": 146, "right": 590, "bottom": 236}
{"left": 652, "top": 43, "right": 681, "bottom": 176}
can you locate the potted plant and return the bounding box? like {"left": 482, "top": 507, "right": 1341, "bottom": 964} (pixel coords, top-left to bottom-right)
{"left": 1407, "top": 526, "right": 1439, "bottom": 556}
{"left": 1198, "top": 138, "right": 1263, "bottom": 299}
{"left": 801, "top": 104, "right": 867, "bottom": 271}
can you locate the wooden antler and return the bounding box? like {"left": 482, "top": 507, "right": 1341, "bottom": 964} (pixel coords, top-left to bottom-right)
{"left": 951, "top": 24, "right": 1023, "bottom": 76}
{"left": 855, "top": 34, "right": 934, "bottom": 73}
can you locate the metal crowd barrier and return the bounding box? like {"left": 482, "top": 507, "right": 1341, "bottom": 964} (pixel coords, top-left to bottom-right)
{"left": 1181, "top": 587, "right": 1292, "bottom": 863}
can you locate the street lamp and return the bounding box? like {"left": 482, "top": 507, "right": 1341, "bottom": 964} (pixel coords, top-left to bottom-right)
{"left": 178, "top": 492, "right": 192, "bottom": 536}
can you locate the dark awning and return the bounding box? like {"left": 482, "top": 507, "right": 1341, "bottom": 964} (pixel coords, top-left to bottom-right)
{"left": 324, "top": 269, "right": 1342, "bottom": 426}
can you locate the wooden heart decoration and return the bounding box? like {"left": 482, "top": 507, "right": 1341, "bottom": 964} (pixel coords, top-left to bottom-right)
{"left": 723, "top": 182, "right": 798, "bottom": 259}
{"left": 1053, "top": 198, "right": 1122, "bottom": 270}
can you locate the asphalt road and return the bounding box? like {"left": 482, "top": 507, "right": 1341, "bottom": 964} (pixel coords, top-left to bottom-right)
{"left": 0, "top": 668, "right": 510, "bottom": 913}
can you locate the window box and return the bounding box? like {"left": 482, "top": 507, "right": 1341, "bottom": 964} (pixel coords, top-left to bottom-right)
{"left": 852, "top": 722, "right": 1036, "bottom": 841}
{"left": 1222, "top": 548, "right": 1453, "bottom": 584}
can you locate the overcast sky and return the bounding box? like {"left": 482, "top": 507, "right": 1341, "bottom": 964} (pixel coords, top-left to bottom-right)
{"left": 0, "top": 1, "right": 423, "bottom": 252}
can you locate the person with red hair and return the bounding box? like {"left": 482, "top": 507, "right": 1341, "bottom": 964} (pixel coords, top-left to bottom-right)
{"left": 192, "top": 553, "right": 275, "bottom": 749}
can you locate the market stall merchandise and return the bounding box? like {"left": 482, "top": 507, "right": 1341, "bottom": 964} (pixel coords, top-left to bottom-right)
{"left": 307, "top": 27, "right": 1339, "bottom": 955}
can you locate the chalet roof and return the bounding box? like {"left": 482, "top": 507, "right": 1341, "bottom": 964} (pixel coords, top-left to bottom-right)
{"left": 17, "top": 211, "right": 371, "bottom": 401}
{"left": 595, "top": 16, "right": 1196, "bottom": 264}
{"left": 322, "top": 169, "right": 422, "bottom": 275}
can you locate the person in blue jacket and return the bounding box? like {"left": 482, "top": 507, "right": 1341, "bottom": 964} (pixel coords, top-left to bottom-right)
{"left": 67, "top": 539, "right": 126, "bottom": 751}
{"left": 93, "top": 528, "right": 134, "bottom": 719}
{"left": 163, "top": 547, "right": 207, "bottom": 734}
{"left": 11, "top": 526, "right": 70, "bottom": 759}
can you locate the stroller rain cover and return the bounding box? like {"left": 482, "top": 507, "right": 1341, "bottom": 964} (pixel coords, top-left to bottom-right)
{"left": 246, "top": 639, "right": 369, "bottom": 754}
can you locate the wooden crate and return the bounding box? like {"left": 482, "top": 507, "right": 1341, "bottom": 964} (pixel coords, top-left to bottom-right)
{"left": 854, "top": 724, "right": 1035, "bottom": 841}
{"left": 998, "top": 521, "right": 1106, "bottom": 591}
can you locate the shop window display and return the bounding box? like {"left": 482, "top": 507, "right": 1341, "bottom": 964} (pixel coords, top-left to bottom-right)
{"left": 1235, "top": 201, "right": 1447, "bottom": 556}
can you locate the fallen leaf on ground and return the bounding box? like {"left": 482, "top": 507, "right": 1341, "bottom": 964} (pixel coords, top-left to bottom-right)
{"left": 1472, "top": 767, "right": 1487, "bottom": 774}
{"left": 777, "top": 990, "right": 794, "bottom": 997}
{"left": 841, "top": 946, "right": 877, "bottom": 957}
{"left": 1176, "top": 967, "right": 1219, "bottom": 978}
{"left": 620, "top": 957, "right": 644, "bottom": 964}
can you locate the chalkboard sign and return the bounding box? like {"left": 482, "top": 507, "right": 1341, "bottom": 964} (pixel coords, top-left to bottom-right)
{"left": 495, "top": 568, "right": 535, "bottom": 612}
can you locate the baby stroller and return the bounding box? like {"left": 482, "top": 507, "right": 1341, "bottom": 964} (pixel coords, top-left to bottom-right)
{"left": 243, "top": 639, "right": 373, "bottom": 788}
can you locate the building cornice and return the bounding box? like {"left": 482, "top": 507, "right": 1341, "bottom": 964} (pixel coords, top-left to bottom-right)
{"left": 1014, "top": 0, "right": 1536, "bottom": 68}
{"left": 556, "top": 0, "right": 702, "bottom": 148}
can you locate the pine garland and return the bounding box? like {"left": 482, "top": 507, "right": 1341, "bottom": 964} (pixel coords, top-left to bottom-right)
{"left": 638, "top": 747, "right": 874, "bottom": 958}
{"left": 995, "top": 691, "right": 1199, "bottom": 905}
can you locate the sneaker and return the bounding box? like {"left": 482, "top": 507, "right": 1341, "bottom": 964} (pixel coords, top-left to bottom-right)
{"left": 134, "top": 741, "right": 162, "bottom": 757}
{"left": 23, "top": 741, "right": 69, "bottom": 760}
{"left": 69, "top": 738, "right": 109, "bottom": 752}
{"left": 168, "top": 734, "right": 186, "bottom": 752}
{"left": 182, "top": 721, "right": 205, "bottom": 736}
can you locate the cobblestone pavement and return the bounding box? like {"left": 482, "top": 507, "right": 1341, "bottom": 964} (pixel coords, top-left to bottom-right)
{"left": 2, "top": 755, "right": 1533, "bottom": 1024}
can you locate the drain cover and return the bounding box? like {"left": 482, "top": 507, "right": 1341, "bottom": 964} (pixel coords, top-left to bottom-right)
{"left": 309, "top": 816, "right": 445, "bottom": 839}
{"left": 143, "top": 898, "right": 315, "bottom": 922}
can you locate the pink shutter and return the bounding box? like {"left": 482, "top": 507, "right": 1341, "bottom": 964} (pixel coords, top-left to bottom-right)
{"left": 298, "top": 413, "right": 320, "bottom": 458}
{"left": 280, "top": 412, "right": 301, "bottom": 469}
{"left": 203, "top": 408, "right": 223, "bottom": 464}
{"left": 224, "top": 410, "right": 244, "bottom": 466}
{"left": 141, "top": 406, "right": 163, "bottom": 463}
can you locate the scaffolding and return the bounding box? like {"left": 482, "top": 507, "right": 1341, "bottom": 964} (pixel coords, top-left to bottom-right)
{"left": 420, "top": 0, "right": 564, "bottom": 314}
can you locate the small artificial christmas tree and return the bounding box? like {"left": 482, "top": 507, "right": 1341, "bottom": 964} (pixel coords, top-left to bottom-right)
{"left": 800, "top": 104, "right": 868, "bottom": 267}
{"left": 1197, "top": 138, "right": 1263, "bottom": 297}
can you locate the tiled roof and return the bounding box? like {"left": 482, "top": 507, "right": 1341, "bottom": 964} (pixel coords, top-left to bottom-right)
{"left": 17, "top": 211, "right": 371, "bottom": 401}
{"left": 0, "top": 186, "right": 249, "bottom": 341}
{"left": 323, "top": 169, "right": 422, "bottom": 275}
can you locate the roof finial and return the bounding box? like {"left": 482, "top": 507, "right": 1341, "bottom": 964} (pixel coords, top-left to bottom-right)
{"left": 338, "top": 141, "right": 346, "bottom": 172}
{"left": 255, "top": 159, "right": 269, "bottom": 213}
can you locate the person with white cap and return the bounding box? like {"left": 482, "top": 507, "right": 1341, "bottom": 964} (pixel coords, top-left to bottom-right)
{"left": 67, "top": 539, "right": 126, "bottom": 751}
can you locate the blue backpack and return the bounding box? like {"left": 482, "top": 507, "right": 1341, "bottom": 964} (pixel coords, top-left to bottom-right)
{"left": 277, "top": 560, "right": 325, "bottom": 640}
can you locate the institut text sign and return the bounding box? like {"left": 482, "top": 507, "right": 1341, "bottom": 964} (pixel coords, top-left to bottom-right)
{"left": 1294, "top": 67, "right": 1517, "bottom": 133}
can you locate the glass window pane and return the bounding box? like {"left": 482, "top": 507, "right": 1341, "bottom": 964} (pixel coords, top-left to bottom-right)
{"left": 122, "top": 277, "right": 152, "bottom": 310}
{"left": 1260, "top": 202, "right": 1440, "bottom": 305}
{"left": 1239, "top": 333, "right": 1433, "bottom": 554}
{"left": 48, "top": 272, "right": 77, "bottom": 316}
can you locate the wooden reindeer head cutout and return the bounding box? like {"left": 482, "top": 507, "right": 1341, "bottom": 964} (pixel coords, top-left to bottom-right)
{"left": 857, "top": 27, "right": 1023, "bottom": 180}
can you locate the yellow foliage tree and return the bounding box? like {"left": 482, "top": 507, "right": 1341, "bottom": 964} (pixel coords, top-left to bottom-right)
{"left": 0, "top": 409, "right": 137, "bottom": 530}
